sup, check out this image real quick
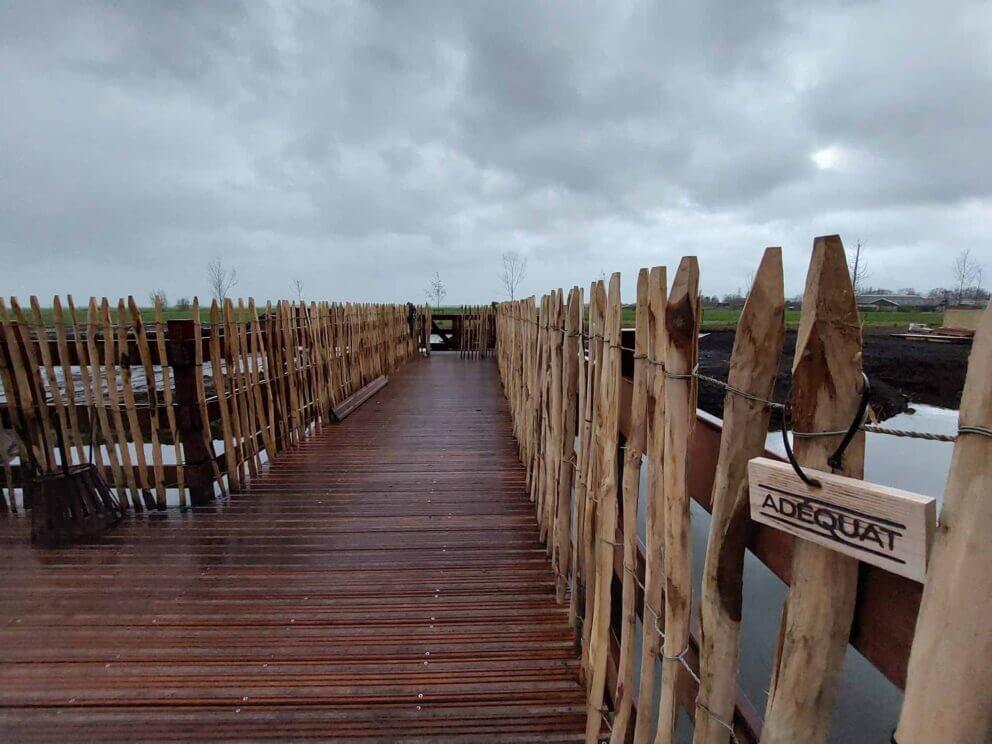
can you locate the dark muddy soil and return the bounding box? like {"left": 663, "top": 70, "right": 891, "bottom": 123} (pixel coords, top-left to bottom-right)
{"left": 697, "top": 329, "right": 970, "bottom": 427}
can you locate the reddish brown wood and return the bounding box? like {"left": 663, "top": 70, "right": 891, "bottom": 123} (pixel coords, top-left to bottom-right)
{"left": 330, "top": 375, "right": 388, "bottom": 421}
{"left": 0, "top": 354, "right": 584, "bottom": 742}
{"left": 169, "top": 319, "right": 217, "bottom": 507}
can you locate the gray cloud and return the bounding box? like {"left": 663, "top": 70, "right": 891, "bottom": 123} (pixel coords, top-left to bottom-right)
{"left": 2, "top": 0, "right": 990, "bottom": 303}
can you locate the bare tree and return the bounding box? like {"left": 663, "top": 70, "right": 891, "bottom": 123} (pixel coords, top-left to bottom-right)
{"left": 207, "top": 258, "right": 238, "bottom": 304}
{"left": 174, "top": 297, "right": 192, "bottom": 311}
{"left": 499, "top": 251, "right": 528, "bottom": 300}
{"left": 148, "top": 289, "right": 168, "bottom": 309}
{"left": 848, "top": 240, "right": 870, "bottom": 295}
{"left": 425, "top": 271, "right": 446, "bottom": 308}
{"left": 292, "top": 278, "right": 305, "bottom": 302}
{"left": 952, "top": 248, "right": 981, "bottom": 304}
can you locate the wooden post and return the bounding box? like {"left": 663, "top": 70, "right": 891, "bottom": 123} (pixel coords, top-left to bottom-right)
{"left": 543, "top": 290, "right": 564, "bottom": 548}
{"left": 762, "top": 236, "right": 864, "bottom": 743}
{"left": 580, "top": 281, "right": 606, "bottom": 669}
{"left": 895, "top": 302, "right": 992, "bottom": 741}
{"left": 632, "top": 265, "right": 668, "bottom": 744}
{"left": 656, "top": 257, "right": 700, "bottom": 744}
{"left": 694, "top": 248, "right": 784, "bottom": 744}
{"left": 554, "top": 286, "right": 581, "bottom": 603}
{"left": 168, "top": 318, "right": 216, "bottom": 506}
{"left": 611, "top": 268, "right": 651, "bottom": 742}
{"left": 569, "top": 286, "right": 592, "bottom": 632}
{"left": 585, "top": 273, "right": 622, "bottom": 744}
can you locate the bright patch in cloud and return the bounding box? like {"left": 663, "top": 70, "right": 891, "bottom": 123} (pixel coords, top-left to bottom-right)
{"left": 811, "top": 145, "right": 845, "bottom": 170}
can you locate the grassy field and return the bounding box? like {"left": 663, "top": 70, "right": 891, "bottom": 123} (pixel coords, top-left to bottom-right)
{"left": 24, "top": 303, "right": 944, "bottom": 330}
{"left": 693, "top": 308, "right": 943, "bottom": 331}
{"left": 432, "top": 304, "right": 943, "bottom": 330}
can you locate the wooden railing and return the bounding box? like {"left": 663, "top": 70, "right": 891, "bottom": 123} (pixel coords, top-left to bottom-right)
{"left": 0, "top": 297, "right": 423, "bottom": 510}
{"left": 495, "top": 235, "right": 992, "bottom": 743}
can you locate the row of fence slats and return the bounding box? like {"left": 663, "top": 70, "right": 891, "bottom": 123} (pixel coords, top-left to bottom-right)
{"left": 459, "top": 305, "right": 495, "bottom": 359}
{"left": 493, "top": 235, "right": 992, "bottom": 743}
{"left": 0, "top": 297, "right": 421, "bottom": 509}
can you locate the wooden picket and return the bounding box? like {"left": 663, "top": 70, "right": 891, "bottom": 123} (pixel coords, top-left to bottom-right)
{"left": 657, "top": 258, "right": 700, "bottom": 743}
{"left": 611, "top": 269, "right": 650, "bottom": 741}
{"left": 694, "top": 248, "right": 784, "bottom": 744}
{"left": 632, "top": 265, "right": 667, "bottom": 744}
{"left": 761, "top": 238, "right": 865, "bottom": 744}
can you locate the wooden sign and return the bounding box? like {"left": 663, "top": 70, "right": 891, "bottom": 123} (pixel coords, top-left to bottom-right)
{"left": 748, "top": 457, "right": 937, "bottom": 582}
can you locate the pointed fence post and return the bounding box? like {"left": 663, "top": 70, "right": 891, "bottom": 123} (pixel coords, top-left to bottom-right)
{"left": 656, "top": 257, "right": 700, "bottom": 744}
{"left": 570, "top": 284, "right": 594, "bottom": 633}
{"left": 632, "top": 265, "right": 668, "bottom": 744}
{"left": 585, "top": 273, "right": 622, "bottom": 744}
{"left": 694, "top": 248, "right": 784, "bottom": 744}
{"left": 554, "top": 286, "right": 582, "bottom": 603}
{"left": 611, "top": 268, "right": 651, "bottom": 742}
{"left": 579, "top": 281, "right": 606, "bottom": 672}
{"left": 895, "top": 302, "right": 992, "bottom": 742}
{"left": 761, "top": 235, "right": 864, "bottom": 743}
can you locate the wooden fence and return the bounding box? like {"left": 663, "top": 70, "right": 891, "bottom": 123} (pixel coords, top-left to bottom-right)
{"left": 459, "top": 305, "right": 495, "bottom": 359}
{"left": 426, "top": 307, "right": 496, "bottom": 354}
{"left": 0, "top": 297, "right": 421, "bottom": 511}
{"left": 495, "top": 235, "right": 992, "bottom": 743}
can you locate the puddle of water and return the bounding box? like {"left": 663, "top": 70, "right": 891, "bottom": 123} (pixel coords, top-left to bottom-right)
{"left": 3, "top": 439, "right": 263, "bottom": 508}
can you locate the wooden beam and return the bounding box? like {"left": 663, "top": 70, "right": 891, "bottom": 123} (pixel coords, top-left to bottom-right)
{"left": 331, "top": 375, "right": 388, "bottom": 421}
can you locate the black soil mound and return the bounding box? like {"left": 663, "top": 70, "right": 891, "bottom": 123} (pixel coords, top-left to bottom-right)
{"left": 697, "top": 329, "right": 969, "bottom": 428}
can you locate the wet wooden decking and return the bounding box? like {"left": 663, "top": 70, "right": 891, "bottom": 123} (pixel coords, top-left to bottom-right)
{"left": 0, "top": 354, "right": 585, "bottom": 742}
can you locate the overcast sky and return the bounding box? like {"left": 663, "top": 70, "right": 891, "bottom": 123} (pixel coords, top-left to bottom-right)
{"left": 2, "top": 1, "right": 990, "bottom": 304}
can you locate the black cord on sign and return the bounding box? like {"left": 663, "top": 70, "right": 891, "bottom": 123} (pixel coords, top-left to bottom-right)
{"left": 781, "top": 402, "right": 821, "bottom": 488}
{"left": 781, "top": 372, "right": 871, "bottom": 488}
{"left": 827, "top": 372, "right": 871, "bottom": 470}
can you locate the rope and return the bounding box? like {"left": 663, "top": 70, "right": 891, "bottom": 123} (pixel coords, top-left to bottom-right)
{"left": 664, "top": 363, "right": 697, "bottom": 381}
{"left": 685, "top": 367, "right": 986, "bottom": 444}
{"left": 503, "top": 316, "right": 990, "bottom": 447}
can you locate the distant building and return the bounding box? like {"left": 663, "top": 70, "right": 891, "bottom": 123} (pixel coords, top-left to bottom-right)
{"left": 949, "top": 298, "right": 989, "bottom": 309}
{"left": 855, "top": 294, "right": 938, "bottom": 311}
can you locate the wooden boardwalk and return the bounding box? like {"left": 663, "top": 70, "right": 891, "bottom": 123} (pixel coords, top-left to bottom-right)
{"left": 0, "top": 354, "right": 585, "bottom": 742}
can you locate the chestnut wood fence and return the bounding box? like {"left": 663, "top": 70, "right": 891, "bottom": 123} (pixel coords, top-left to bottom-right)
{"left": 0, "top": 297, "right": 423, "bottom": 510}
{"left": 458, "top": 305, "right": 495, "bottom": 359}
{"left": 495, "top": 235, "right": 992, "bottom": 743}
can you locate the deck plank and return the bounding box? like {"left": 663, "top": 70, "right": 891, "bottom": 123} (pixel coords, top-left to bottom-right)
{"left": 0, "top": 354, "right": 584, "bottom": 742}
